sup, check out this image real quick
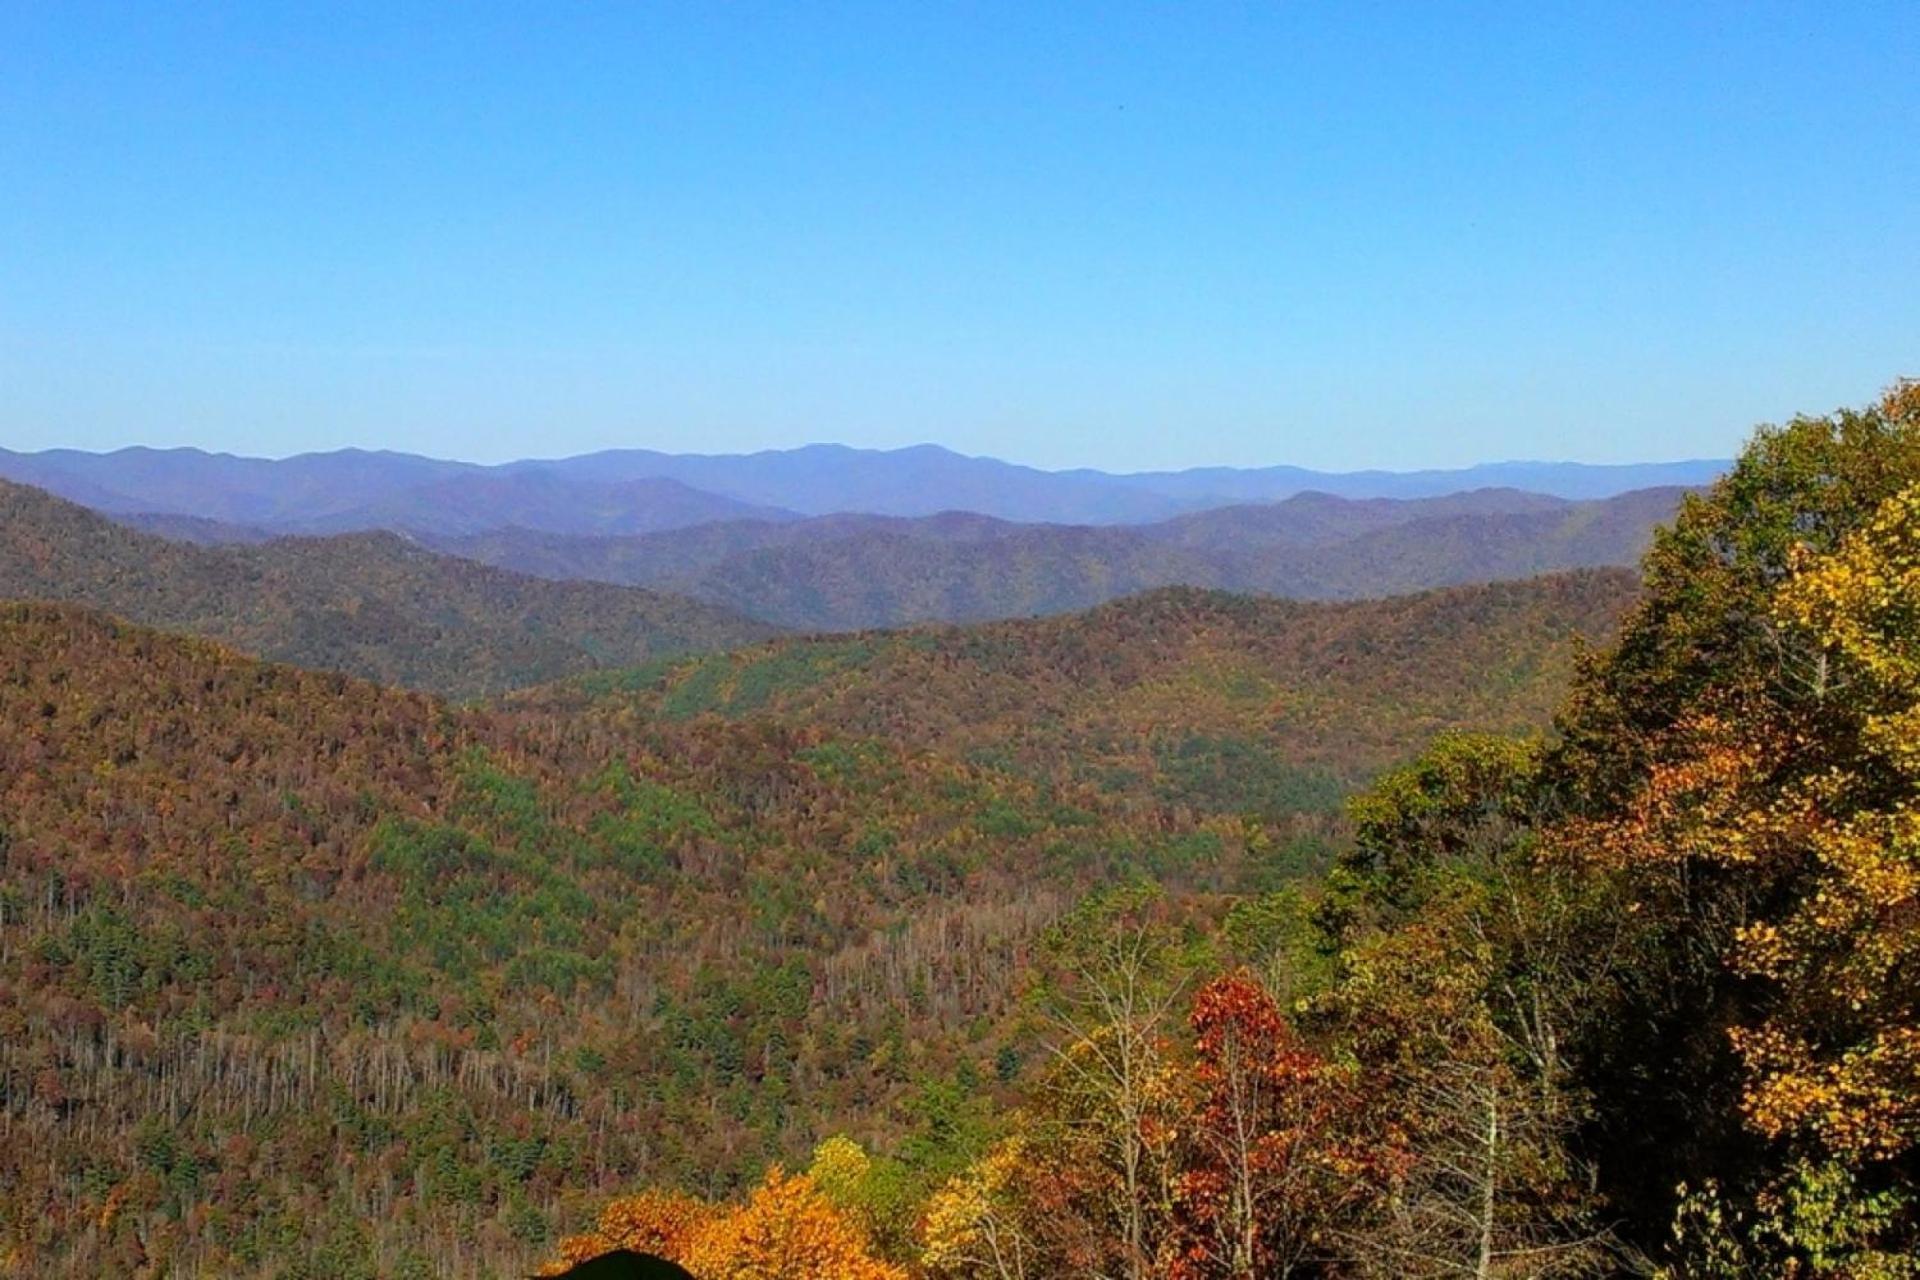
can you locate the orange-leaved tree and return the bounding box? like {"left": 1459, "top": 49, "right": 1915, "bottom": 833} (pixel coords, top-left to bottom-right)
{"left": 543, "top": 1156, "right": 904, "bottom": 1280}
{"left": 543, "top": 1187, "right": 717, "bottom": 1273}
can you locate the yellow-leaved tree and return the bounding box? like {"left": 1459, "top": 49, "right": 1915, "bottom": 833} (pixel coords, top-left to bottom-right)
{"left": 1562, "top": 476, "right": 1920, "bottom": 1274}
{"left": 681, "top": 1166, "right": 905, "bottom": 1280}
{"left": 921, "top": 1136, "right": 1038, "bottom": 1279}
{"left": 1740, "top": 482, "right": 1920, "bottom": 1164}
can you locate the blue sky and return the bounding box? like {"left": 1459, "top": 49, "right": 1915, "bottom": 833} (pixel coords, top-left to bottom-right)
{"left": 2, "top": 2, "right": 1915, "bottom": 470}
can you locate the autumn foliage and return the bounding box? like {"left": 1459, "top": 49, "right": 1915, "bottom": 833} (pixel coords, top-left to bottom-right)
{"left": 1166, "top": 973, "right": 1384, "bottom": 1279}
{"left": 6, "top": 382, "right": 1919, "bottom": 1276}
{"left": 1539, "top": 380, "right": 1920, "bottom": 1270}
{"left": 544, "top": 1163, "right": 904, "bottom": 1280}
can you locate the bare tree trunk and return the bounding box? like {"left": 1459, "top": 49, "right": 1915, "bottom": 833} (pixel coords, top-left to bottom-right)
{"left": 1476, "top": 1089, "right": 1499, "bottom": 1280}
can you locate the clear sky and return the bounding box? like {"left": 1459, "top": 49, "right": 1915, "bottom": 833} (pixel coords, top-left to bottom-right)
{"left": 3, "top": 3, "right": 1915, "bottom": 471}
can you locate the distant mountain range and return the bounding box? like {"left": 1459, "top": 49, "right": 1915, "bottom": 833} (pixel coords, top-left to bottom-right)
{"left": 0, "top": 480, "right": 774, "bottom": 697}
{"left": 107, "top": 482, "right": 1682, "bottom": 632}
{"left": 0, "top": 442, "right": 1724, "bottom": 529}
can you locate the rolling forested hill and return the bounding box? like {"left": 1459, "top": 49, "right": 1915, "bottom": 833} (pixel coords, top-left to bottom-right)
{"left": 436, "top": 488, "right": 1678, "bottom": 630}
{"left": 4, "top": 443, "right": 1684, "bottom": 634}
{"left": 98, "top": 481, "right": 1676, "bottom": 633}
{"left": 525, "top": 572, "right": 1640, "bottom": 796}
{"left": 0, "top": 566, "right": 1633, "bottom": 1276}
{"left": 0, "top": 480, "right": 776, "bottom": 697}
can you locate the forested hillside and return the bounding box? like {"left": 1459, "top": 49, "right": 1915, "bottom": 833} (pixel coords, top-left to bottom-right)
{"left": 4, "top": 0, "right": 1903, "bottom": 1274}
{"left": 0, "top": 567, "right": 1627, "bottom": 1276}
{"left": 525, "top": 572, "right": 1638, "bottom": 799}
{"left": 80, "top": 477, "right": 1678, "bottom": 633}
{"left": 0, "top": 480, "right": 775, "bottom": 698}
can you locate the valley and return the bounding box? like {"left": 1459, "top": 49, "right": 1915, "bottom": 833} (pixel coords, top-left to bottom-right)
{"left": 0, "top": 563, "right": 1630, "bottom": 1274}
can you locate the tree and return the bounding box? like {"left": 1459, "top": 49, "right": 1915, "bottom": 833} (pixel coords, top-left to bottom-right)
{"left": 1026, "top": 887, "right": 1196, "bottom": 1280}
{"left": 922, "top": 1137, "right": 1042, "bottom": 1280}
{"left": 681, "top": 1167, "right": 905, "bottom": 1280}
{"left": 1337, "top": 733, "right": 1541, "bottom": 928}
{"left": 1547, "top": 397, "right": 1920, "bottom": 1270}
{"left": 1739, "top": 481, "right": 1920, "bottom": 1170}
{"left": 1531, "top": 382, "right": 1920, "bottom": 1253}
{"left": 544, "top": 1190, "right": 717, "bottom": 1273}
{"left": 1306, "top": 717, "right": 1631, "bottom": 1279}
{"left": 1321, "top": 885, "right": 1615, "bottom": 1280}
{"left": 1351, "top": 990, "right": 1612, "bottom": 1279}
{"left": 1550, "top": 380, "right": 1920, "bottom": 815}
{"left": 1167, "top": 972, "right": 1380, "bottom": 1279}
